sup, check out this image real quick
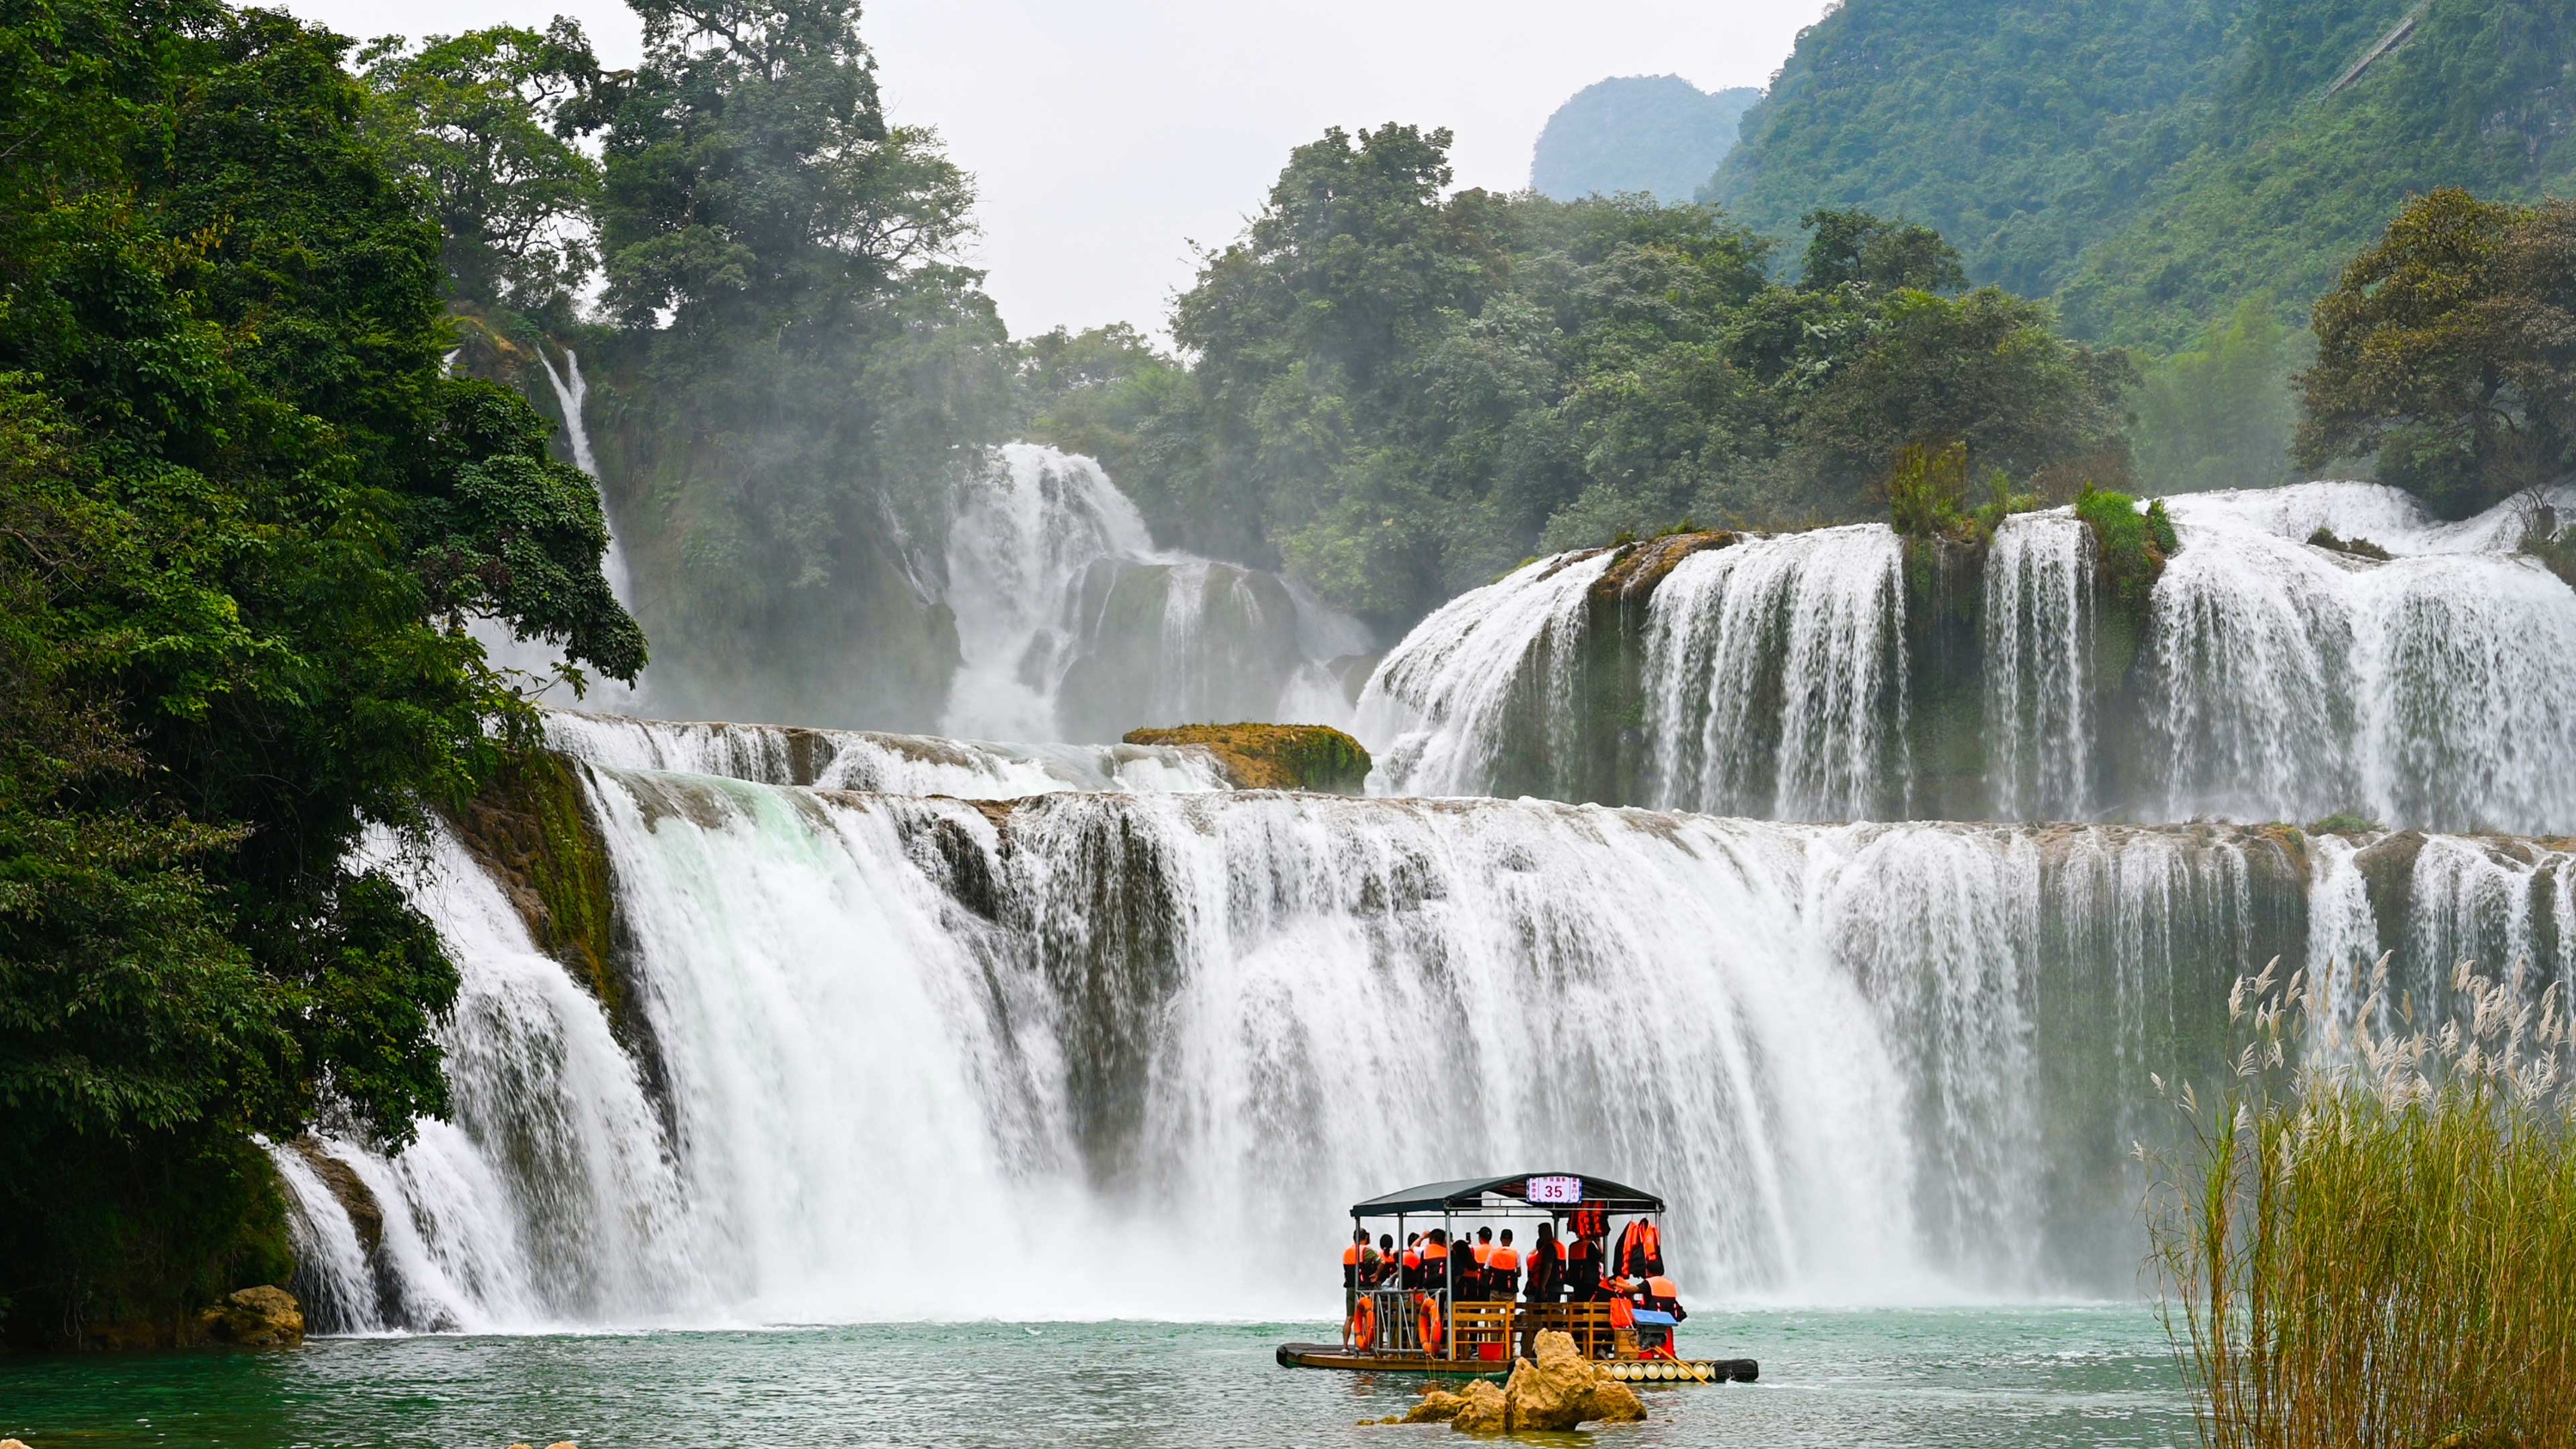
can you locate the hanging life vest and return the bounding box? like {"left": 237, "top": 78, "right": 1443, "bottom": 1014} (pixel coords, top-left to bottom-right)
{"left": 1618, "top": 1219, "right": 1663, "bottom": 1277}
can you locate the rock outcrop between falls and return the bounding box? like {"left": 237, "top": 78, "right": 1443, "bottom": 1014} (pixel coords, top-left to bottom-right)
{"left": 1121, "top": 724, "right": 1370, "bottom": 793}
{"left": 1386, "top": 1331, "right": 1649, "bottom": 1433}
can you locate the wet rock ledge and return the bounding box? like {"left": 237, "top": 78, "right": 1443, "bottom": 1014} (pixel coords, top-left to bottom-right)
{"left": 1122, "top": 724, "right": 1371, "bottom": 794}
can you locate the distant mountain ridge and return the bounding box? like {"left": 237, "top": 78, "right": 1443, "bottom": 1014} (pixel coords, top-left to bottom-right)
{"left": 1699, "top": 0, "right": 2576, "bottom": 347}
{"left": 1532, "top": 76, "right": 1763, "bottom": 204}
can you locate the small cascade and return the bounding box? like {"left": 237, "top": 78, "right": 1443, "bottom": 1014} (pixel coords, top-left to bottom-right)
{"left": 541, "top": 708, "right": 1232, "bottom": 795}
{"left": 1983, "top": 513, "right": 2093, "bottom": 819}
{"left": 1358, "top": 551, "right": 1618, "bottom": 799}
{"left": 1639, "top": 526, "right": 1911, "bottom": 819}
{"left": 940, "top": 445, "right": 1367, "bottom": 743}
{"left": 533, "top": 348, "right": 631, "bottom": 610}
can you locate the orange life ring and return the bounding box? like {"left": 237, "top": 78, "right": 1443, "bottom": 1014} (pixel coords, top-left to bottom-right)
{"left": 1346, "top": 1297, "right": 1377, "bottom": 1349}
{"left": 1416, "top": 1293, "right": 1443, "bottom": 1355}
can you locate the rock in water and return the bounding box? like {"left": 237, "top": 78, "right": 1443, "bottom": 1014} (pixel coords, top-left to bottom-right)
{"left": 1474, "top": 1330, "right": 1649, "bottom": 1433}
{"left": 1448, "top": 1379, "right": 1511, "bottom": 1434}
{"left": 199, "top": 1286, "right": 304, "bottom": 1347}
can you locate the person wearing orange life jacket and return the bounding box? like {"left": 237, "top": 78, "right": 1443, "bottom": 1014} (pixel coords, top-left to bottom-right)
{"left": 1400, "top": 1233, "right": 1424, "bottom": 1291}
{"left": 1467, "top": 1227, "right": 1495, "bottom": 1301}
{"left": 1418, "top": 1230, "right": 1454, "bottom": 1355}
{"left": 1373, "top": 1233, "right": 1396, "bottom": 1287}
{"left": 1485, "top": 1228, "right": 1522, "bottom": 1301}
{"left": 1518, "top": 1221, "right": 1566, "bottom": 1363}
{"left": 1564, "top": 1224, "right": 1605, "bottom": 1302}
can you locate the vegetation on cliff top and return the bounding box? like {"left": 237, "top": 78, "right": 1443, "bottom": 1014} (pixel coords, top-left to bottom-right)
{"left": 0, "top": 0, "right": 635, "bottom": 1346}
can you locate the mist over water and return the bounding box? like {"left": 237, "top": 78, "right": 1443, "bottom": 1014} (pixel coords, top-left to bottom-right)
{"left": 941, "top": 445, "right": 1370, "bottom": 744}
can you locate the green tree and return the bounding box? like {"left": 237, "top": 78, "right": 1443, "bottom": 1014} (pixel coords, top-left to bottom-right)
{"left": 1799, "top": 208, "right": 1969, "bottom": 293}
{"left": 359, "top": 21, "right": 603, "bottom": 318}
{"left": 0, "top": 0, "right": 637, "bottom": 1344}
{"left": 2296, "top": 189, "right": 2576, "bottom": 518}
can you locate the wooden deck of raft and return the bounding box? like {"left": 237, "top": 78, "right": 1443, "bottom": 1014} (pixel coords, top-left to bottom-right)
{"left": 1278, "top": 1300, "right": 1758, "bottom": 1384}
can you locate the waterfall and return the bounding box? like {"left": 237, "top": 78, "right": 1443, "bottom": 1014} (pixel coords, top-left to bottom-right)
{"left": 1358, "top": 551, "right": 1618, "bottom": 799}
{"left": 940, "top": 445, "right": 1369, "bottom": 743}
{"left": 533, "top": 348, "right": 633, "bottom": 613}
{"left": 1984, "top": 513, "right": 2093, "bottom": 819}
{"left": 269, "top": 745, "right": 2576, "bottom": 1332}
{"left": 1354, "top": 484, "right": 2576, "bottom": 831}
{"left": 540, "top": 709, "right": 1232, "bottom": 795}
{"left": 2149, "top": 485, "right": 2576, "bottom": 833}
{"left": 1639, "top": 526, "right": 1911, "bottom": 819}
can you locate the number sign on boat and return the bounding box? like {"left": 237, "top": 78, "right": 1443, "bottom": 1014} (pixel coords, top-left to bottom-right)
{"left": 1526, "top": 1174, "right": 1584, "bottom": 1206}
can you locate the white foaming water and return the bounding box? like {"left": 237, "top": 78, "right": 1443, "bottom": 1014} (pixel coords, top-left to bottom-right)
{"left": 541, "top": 709, "right": 1230, "bottom": 795}
{"left": 1640, "top": 526, "right": 1911, "bottom": 819}
{"left": 940, "top": 445, "right": 1367, "bottom": 743}
{"left": 1358, "top": 551, "right": 1617, "bottom": 798}
{"left": 1984, "top": 514, "right": 2093, "bottom": 820}
{"left": 272, "top": 763, "right": 2576, "bottom": 1333}
{"left": 2149, "top": 484, "right": 2576, "bottom": 832}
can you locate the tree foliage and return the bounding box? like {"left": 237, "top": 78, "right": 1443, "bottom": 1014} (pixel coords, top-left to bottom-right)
{"left": 359, "top": 21, "right": 602, "bottom": 318}
{"left": 1041, "top": 127, "right": 2133, "bottom": 631}
{"left": 0, "top": 0, "right": 636, "bottom": 1344}
{"left": 2297, "top": 189, "right": 2576, "bottom": 518}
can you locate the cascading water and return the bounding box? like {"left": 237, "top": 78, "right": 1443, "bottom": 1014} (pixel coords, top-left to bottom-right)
{"left": 541, "top": 709, "right": 1231, "bottom": 795}
{"left": 2148, "top": 484, "right": 2576, "bottom": 833}
{"left": 1357, "top": 484, "right": 2576, "bottom": 831}
{"left": 1638, "top": 526, "right": 1911, "bottom": 819}
{"left": 272, "top": 748, "right": 2576, "bottom": 1331}
{"left": 1983, "top": 513, "right": 2093, "bottom": 820}
{"left": 940, "top": 445, "right": 1369, "bottom": 743}
{"left": 467, "top": 347, "right": 648, "bottom": 711}
{"left": 1357, "top": 551, "right": 1618, "bottom": 800}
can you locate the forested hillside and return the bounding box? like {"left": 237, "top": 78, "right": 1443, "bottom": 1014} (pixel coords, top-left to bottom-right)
{"left": 1710, "top": 0, "right": 2576, "bottom": 350}
{"left": 1531, "top": 76, "right": 1762, "bottom": 204}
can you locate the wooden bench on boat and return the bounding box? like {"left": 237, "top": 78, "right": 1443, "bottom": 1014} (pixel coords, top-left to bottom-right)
{"left": 1274, "top": 1172, "right": 1759, "bottom": 1385}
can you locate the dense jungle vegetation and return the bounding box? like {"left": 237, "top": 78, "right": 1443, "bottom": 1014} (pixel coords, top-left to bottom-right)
{"left": 0, "top": 0, "right": 638, "bottom": 1344}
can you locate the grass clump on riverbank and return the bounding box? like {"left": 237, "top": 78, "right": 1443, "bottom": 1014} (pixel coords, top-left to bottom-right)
{"left": 2149, "top": 956, "right": 2576, "bottom": 1449}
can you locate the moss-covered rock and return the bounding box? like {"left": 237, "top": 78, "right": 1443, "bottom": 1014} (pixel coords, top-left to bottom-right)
{"left": 453, "top": 752, "right": 622, "bottom": 1011}
{"left": 1122, "top": 724, "right": 1372, "bottom": 793}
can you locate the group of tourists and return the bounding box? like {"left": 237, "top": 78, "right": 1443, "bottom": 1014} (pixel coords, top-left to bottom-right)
{"left": 1339, "top": 1210, "right": 1686, "bottom": 1356}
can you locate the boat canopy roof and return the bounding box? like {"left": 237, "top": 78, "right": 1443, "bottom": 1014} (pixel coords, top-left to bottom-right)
{"left": 1350, "top": 1173, "right": 1663, "bottom": 1217}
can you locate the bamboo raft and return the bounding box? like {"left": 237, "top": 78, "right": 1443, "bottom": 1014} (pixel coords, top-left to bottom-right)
{"left": 1279, "top": 1298, "right": 1757, "bottom": 1383}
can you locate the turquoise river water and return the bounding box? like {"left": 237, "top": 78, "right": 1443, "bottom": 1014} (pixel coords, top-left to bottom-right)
{"left": 2, "top": 1307, "right": 2190, "bottom": 1447}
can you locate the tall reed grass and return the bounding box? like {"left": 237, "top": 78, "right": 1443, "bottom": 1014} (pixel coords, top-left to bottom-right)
{"left": 2147, "top": 955, "right": 2576, "bottom": 1449}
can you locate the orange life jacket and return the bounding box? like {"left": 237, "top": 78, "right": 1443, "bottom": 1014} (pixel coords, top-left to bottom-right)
{"left": 1402, "top": 1246, "right": 1422, "bottom": 1272}
{"left": 1471, "top": 1242, "right": 1493, "bottom": 1267}
{"left": 1618, "top": 1220, "right": 1662, "bottom": 1275}
{"left": 1424, "top": 1240, "right": 1449, "bottom": 1264}
{"left": 1344, "top": 1243, "right": 1364, "bottom": 1266}
{"left": 1646, "top": 1275, "right": 1680, "bottom": 1300}
{"left": 1488, "top": 1245, "right": 1521, "bottom": 1273}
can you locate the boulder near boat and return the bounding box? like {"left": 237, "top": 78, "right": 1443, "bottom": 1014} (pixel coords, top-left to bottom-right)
{"left": 1274, "top": 1172, "right": 1757, "bottom": 1384}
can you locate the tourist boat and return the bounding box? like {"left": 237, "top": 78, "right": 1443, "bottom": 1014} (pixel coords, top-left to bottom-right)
{"left": 1274, "top": 1172, "right": 1758, "bottom": 1384}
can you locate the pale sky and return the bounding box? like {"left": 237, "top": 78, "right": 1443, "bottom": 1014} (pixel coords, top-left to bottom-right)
{"left": 278, "top": 1, "right": 1832, "bottom": 338}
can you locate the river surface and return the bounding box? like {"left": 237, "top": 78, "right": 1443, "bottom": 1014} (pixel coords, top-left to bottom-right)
{"left": 1, "top": 1307, "right": 2188, "bottom": 1447}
